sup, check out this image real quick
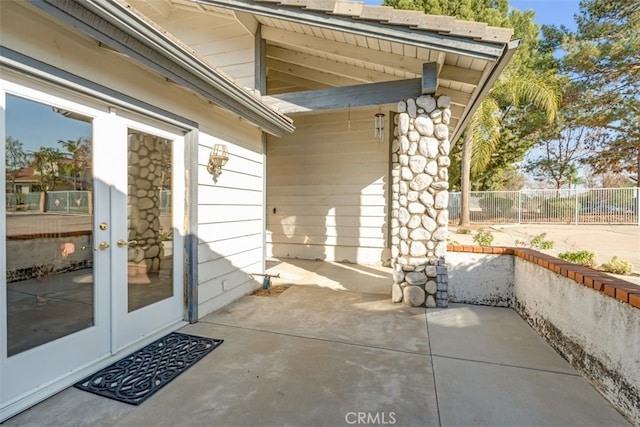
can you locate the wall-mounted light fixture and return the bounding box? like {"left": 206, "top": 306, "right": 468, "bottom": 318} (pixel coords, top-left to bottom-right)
{"left": 207, "top": 144, "right": 229, "bottom": 177}
{"left": 374, "top": 110, "right": 385, "bottom": 142}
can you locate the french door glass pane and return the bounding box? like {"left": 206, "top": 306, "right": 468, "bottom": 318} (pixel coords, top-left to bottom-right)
{"left": 5, "top": 94, "right": 93, "bottom": 356}
{"left": 127, "top": 129, "right": 173, "bottom": 312}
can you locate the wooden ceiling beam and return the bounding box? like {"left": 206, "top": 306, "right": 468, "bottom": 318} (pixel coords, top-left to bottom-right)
{"left": 439, "top": 64, "right": 482, "bottom": 86}
{"left": 267, "top": 69, "right": 331, "bottom": 91}
{"left": 262, "top": 78, "right": 425, "bottom": 114}
{"left": 437, "top": 87, "right": 472, "bottom": 106}
{"left": 266, "top": 57, "right": 363, "bottom": 87}
{"left": 266, "top": 45, "right": 402, "bottom": 83}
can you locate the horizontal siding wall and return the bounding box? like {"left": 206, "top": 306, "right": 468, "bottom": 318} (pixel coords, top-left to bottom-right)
{"left": 196, "top": 128, "right": 266, "bottom": 316}
{"left": 127, "top": 2, "right": 256, "bottom": 89}
{"left": 266, "top": 109, "right": 390, "bottom": 264}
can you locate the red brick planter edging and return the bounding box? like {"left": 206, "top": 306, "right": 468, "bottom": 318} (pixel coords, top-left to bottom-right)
{"left": 447, "top": 244, "right": 640, "bottom": 309}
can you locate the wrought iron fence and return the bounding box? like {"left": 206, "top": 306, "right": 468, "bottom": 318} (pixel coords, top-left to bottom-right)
{"left": 449, "top": 187, "right": 640, "bottom": 225}
{"left": 45, "top": 191, "right": 91, "bottom": 213}
{"left": 5, "top": 192, "right": 46, "bottom": 212}
{"left": 6, "top": 191, "right": 91, "bottom": 213}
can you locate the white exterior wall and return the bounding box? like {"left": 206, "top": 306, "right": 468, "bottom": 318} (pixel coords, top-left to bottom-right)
{"left": 446, "top": 252, "right": 514, "bottom": 307}
{"left": 266, "top": 109, "right": 390, "bottom": 265}
{"left": 196, "top": 127, "right": 266, "bottom": 315}
{"left": 1, "top": 1, "right": 266, "bottom": 318}
{"left": 513, "top": 259, "right": 640, "bottom": 425}
{"left": 447, "top": 250, "right": 640, "bottom": 424}
{"left": 127, "top": 2, "right": 257, "bottom": 90}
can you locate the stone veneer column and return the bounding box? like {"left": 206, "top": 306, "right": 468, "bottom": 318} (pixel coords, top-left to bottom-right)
{"left": 390, "top": 95, "right": 449, "bottom": 308}
{"left": 127, "top": 132, "right": 167, "bottom": 276}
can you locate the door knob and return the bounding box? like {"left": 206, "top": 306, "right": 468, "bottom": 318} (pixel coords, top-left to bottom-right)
{"left": 117, "top": 239, "right": 138, "bottom": 248}
{"left": 95, "top": 241, "right": 110, "bottom": 251}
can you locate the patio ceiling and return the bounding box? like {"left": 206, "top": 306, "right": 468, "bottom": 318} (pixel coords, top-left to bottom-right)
{"left": 155, "top": 0, "right": 518, "bottom": 142}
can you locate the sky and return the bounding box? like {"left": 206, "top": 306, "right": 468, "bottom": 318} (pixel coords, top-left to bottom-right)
{"left": 362, "top": 0, "right": 582, "bottom": 29}
{"left": 6, "top": 94, "right": 91, "bottom": 154}
{"left": 508, "top": 0, "right": 581, "bottom": 29}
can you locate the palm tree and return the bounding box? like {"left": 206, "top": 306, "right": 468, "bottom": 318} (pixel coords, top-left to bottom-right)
{"left": 565, "top": 163, "right": 585, "bottom": 190}
{"left": 459, "top": 70, "right": 560, "bottom": 226}
{"left": 58, "top": 137, "right": 92, "bottom": 190}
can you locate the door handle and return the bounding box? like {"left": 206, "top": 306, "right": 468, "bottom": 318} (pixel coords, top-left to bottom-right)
{"left": 117, "top": 239, "right": 138, "bottom": 248}
{"left": 95, "top": 241, "right": 110, "bottom": 251}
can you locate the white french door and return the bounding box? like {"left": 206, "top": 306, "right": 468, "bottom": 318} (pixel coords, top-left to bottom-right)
{"left": 1, "top": 83, "right": 111, "bottom": 414}
{"left": 105, "top": 114, "right": 185, "bottom": 351}
{"left": 1, "top": 77, "right": 185, "bottom": 419}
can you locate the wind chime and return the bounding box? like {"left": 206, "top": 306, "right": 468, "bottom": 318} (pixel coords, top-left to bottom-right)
{"left": 374, "top": 108, "right": 385, "bottom": 142}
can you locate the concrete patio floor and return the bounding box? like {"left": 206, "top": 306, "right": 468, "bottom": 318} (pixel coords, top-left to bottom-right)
{"left": 5, "top": 260, "right": 630, "bottom": 426}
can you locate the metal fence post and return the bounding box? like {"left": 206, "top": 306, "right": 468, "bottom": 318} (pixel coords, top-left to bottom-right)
{"left": 518, "top": 190, "right": 522, "bottom": 224}
{"left": 574, "top": 188, "right": 579, "bottom": 225}
{"left": 636, "top": 187, "right": 640, "bottom": 226}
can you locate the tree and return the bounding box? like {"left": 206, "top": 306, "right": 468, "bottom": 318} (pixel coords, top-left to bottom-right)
{"left": 383, "top": 0, "right": 561, "bottom": 225}
{"left": 58, "top": 137, "right": 92, "bottom": 190}
{"left": 546, "top": 0, "right": 640, "bottom": 184}
{"left": 525, "top": 126, "right": 592, "bottom": 190}
{"left": 31, "top": 147, "right": 65, "bottom": 209}
{"left": 591, "top": 170, "right": 635, "bottom": 188}
{"left": 5, "top": 136, "right": 28, "bottom": 195}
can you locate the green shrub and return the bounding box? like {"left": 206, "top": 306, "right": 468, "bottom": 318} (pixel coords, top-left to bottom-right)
{"left": 516, "top": 233, "right": 554, "bottom": 250}
{"left": 472, "top": 229, "right": 494, "bottom": 247}
{"left": 600, "top": 256, "right": 633, "bottom": 275}
{"left": 530, "top": 233, "right": 554, "bottom": 250}
{"left": 447, "top": 238, "right": 460, "bottom": 245}
{"left": 457, "top": 228, "right": 472, "bottom": 235}
{"left": 558, "top": 250, "right": 598, "bottom": 267}
{"left": 540, "top": 198, "right": 575, "bottom": 218}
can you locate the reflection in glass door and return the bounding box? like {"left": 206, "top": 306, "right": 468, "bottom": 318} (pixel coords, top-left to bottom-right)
{"left": 5, "top": 94, "right": 94, "bottom": 356}
{"left": 126, "top": 130, "right": 173, "bottom": 312}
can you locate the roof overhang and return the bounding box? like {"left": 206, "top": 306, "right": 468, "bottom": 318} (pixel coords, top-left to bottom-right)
{"left": 196, "top": 0, "right": 505, "bottom": 61}
{"left": 188, "top": 0, "right": 518, "bottom": 142}
{"left": 451, "top": 38, "right": 520, "bottom": 143}
{"left": 26, "top": 0, "right": 295, "bottom": 137}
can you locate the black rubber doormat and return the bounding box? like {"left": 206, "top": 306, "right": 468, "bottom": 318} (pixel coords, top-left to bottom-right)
{"left": 74, "top": 332, "right": 223, "bottom": 405}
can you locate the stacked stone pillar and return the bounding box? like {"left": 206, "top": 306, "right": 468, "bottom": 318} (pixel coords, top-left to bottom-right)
{"left": 127, "top": 132, "right": 166, "bottom": 276}
{"left": 390, "top": 95, "right": 449, "bottom": 308}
